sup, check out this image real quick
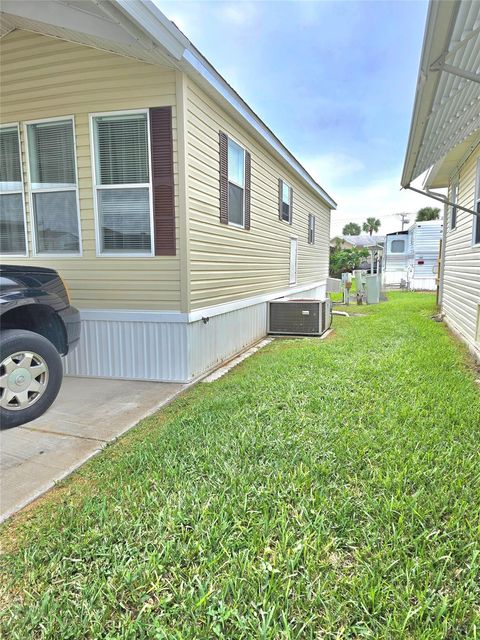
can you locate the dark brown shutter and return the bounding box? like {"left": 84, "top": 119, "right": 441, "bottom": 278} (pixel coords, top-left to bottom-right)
{"left": 150, "top": 107, "right": 175, "bottom": 256}
{"left": 244, "top": 151, "right": 251, "bottom": 230}
{"left": 289, "top": 187, "right": 293, "bottom": 225}
{"left": 278, "top": 178, "right": 283, "bottom": 220}
{"left": 219, "top": 131, "right": 228, "bottom": 224}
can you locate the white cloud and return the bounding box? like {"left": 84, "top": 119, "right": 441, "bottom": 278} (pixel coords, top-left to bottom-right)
{"left": 219, "top": 2, "right": 258, "bottom": 26}
{"left": 304, "top": 152, "right": 364, "bottom": 188}
{"left": 330, "top": 174, "right": 443, "bottom": 236}
{"left": 303, "top": 153, "right": 439, "bottom": 236}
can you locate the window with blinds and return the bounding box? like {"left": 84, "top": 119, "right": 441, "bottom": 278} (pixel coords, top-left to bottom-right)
{"left": 227, "top": 138, "right": 245, "bottom": 227}
{"left": 0, "top": 125, "right": 26, "bottom": 255}
{"left": 92, "top": 112, "right": 152, "bottom": 254}
{"left": 26, "top": 119, "right": 80, "bottom": 254}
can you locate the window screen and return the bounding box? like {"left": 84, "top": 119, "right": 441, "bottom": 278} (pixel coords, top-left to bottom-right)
{"left": 391, "top": 239, "right": 405, "bottom": 253}
{"left": 93, "top": 113, "right": 152, "bottom": 254}
{"left": 27, "top": 119, "right": 80, "bottom": 254}
{"left": 0, "top": 126, "right": 26, "bottom": 254}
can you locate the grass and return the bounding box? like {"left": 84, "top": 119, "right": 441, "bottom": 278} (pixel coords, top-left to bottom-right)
{"left": 1, "top": 292, "right": 480, "bottom": 639}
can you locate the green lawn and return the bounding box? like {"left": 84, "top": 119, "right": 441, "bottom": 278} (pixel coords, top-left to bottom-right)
{"left": 2, "top": 293, "right": 480, "bottom": 639}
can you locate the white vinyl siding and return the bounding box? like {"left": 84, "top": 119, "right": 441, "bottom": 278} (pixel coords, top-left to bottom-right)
{"left": 442, "top": 147, "right": 480, "bottom": 356}
{"left": 91, "top": 111, "right": 153, "bottom": 256}
{"left": 0, "top": 124, "right": 27, "bottom": 255}
{"left": 26, "top": 117, "right": 80, "bottom": 255}
{"left": 289, "top": 237, "right": 297, "bottom": 285}
{"left": 227, "top": 137, "right": 245, "bottom": 227}
{"left": 473, "top": 159, "right": 480, "bottom": 246}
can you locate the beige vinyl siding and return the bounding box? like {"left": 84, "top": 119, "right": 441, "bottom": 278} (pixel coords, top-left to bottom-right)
{"left": 185, "top": 78, "right": 331, "bottom": 310}
{"left": 0, "top": 30, "right": 180, "bottom": 311}
{"left": 443, "top": 145, "right": 480, "bottom": 352}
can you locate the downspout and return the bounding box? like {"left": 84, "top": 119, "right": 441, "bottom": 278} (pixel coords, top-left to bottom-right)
{"left": 438, "top": 201, "right": 448, "bottom": 307}
{"left": 403, "top": 184, "right": 480, "bottom": 218}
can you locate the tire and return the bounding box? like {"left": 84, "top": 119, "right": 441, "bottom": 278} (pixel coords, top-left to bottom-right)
{"left": 0, "top": 329, "right": 63, "bottom": 429}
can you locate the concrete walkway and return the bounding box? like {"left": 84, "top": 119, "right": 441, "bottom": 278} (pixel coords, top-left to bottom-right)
{"left": 0, "top": 377, "right": 185, "bottom": 522}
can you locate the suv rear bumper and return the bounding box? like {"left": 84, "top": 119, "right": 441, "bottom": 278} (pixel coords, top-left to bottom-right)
{"left": 59, "top": 306, "right": 81, "bottom": 354}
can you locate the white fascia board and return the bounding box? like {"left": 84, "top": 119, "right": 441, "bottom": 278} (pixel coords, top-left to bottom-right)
{"left": 80, "top": 309, "right": 189, "bottom": 323}
{"left": 401, "top": 0, "right": 459, "bottom": 187}
{"left": 181, "top": 48, "right": 337, "bottom": 209}
{"left": 114, "top": 0, "right": 189, "bottom": 61}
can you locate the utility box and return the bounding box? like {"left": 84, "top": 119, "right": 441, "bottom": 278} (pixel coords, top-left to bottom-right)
{"left": 365, "top": 274, "right": 380, "bottom": 304}
{"left": 268, "top": 299, "right": 332, "bottom": 336}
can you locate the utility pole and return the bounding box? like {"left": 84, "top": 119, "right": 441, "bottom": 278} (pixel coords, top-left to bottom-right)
{"left": 396, "top": 212, "right": 410, "bottom": 231}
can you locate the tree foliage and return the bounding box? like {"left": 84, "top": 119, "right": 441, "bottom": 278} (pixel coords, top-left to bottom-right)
{"left": 362, "top": 217, "right": 381, "bottom": 236}
{"left": 329, "top": 245, "right": 369, "bottom": 277}
{"left": 342, "top": 222, "right": 361, "bottom": 235}
{"left": 416, "top": 207, "right": 440, "bottom": 221}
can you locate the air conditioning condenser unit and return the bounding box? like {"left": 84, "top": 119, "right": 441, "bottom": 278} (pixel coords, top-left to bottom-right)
{"left": 268, "top": 299, "right": 332, "bottom": 336}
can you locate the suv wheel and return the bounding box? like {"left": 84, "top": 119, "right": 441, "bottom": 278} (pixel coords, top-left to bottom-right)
{"left": 0, "top": 330, "right": 63, "bottom": 429}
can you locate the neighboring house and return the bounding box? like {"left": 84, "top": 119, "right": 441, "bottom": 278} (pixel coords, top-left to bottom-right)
{"left": 402, "top": 0, "right": 479, "bottom": 360}
{"left": 0, "top": 1, "right": 336, "bottom": 382}
{"left": 330, "top": 236, "right": 356, "bottom": 250}
{"left": 382, "top": 221, "right": 442, "bottom": 290}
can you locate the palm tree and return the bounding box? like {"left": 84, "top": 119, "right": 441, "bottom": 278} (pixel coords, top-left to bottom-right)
{"left": 416, "top": 207, "right": 440, "bottom": 221}
{"left": 342, "top": 222, "right": 361, "bottom": 235}
{"left": 362, "top": 217, "right": 381, "bottom": 236}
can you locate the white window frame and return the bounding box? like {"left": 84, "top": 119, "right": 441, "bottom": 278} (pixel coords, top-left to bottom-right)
{"left": 289, "top": 235, "right": 298, "bottom": 285}
{"left": 450, "top": 181, "right": 458, "bottom": 231}
{"left": 24, "top": 115, "right": 82, "bottom": 257}
{"left": 0, "top": 122, "right": 28, "bottom": 257}
{"left": 280, "top": 180, "right": 292, "bottom": 224}
{"left": 227, "top": 135, "right": 246, "bottom": 229}
{"left": 473, "top": 157, "right": 480, "bottom": 247}
{"left": 89, "top": 109, "right": 154, "bottom": 258}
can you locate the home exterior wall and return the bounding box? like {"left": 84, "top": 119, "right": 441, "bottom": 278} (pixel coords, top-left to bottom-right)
{"left": 1, "top": 31, "right": 335, "bottom": 382}
{"left": 184, "top": 78, "right": 331, "bottom": 311}
{"left": 442, "top": 145, "right": 480, "bottom": 360}
{"left": 0, "top": 29, "right": 181, "bottom": 311}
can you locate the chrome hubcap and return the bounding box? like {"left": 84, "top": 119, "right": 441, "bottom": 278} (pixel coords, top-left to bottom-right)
{"left": 0, "top": 351, "right": 49, "bottom": 411}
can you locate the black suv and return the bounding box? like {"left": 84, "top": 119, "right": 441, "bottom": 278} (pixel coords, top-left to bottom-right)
{"left": 0, "top": 265, "right": 80, "bottom": 428}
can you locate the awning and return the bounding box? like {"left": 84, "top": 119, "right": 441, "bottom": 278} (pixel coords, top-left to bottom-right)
{"left": 401, "top": 0, "right": 480, "bottom": 187}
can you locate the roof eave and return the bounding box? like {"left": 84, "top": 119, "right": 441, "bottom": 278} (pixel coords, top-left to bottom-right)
{"left": 401, "top": 0, "right": 460, "bottom": 187}
{"left": 121, "top": 0, "right": 337, "bottom": 209}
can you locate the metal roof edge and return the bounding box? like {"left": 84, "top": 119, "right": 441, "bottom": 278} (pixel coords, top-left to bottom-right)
{"left": 122, "top": 1, "right": 337, "bottom": 209}
{"left": 181, "top": 48, "right": 337, "bottom": 209}
{"left": 401, "top": 0, "right": 460, "bottom": 187}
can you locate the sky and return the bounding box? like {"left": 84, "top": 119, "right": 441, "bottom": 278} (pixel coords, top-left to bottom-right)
{"left": 157, "top": 0, "right": 433, "bottom": 236}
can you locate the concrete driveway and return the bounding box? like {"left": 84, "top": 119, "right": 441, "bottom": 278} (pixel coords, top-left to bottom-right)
{"left": 0, "top": 377, "right": 186, "bottom": 522}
